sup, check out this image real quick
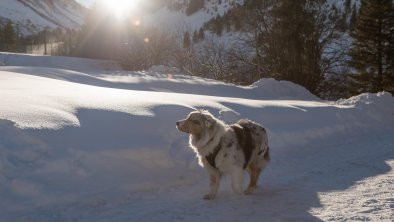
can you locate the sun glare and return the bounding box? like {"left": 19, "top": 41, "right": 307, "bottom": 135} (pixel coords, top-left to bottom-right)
{"left": 99, "top": 0, "right": 139, "bottom": 20}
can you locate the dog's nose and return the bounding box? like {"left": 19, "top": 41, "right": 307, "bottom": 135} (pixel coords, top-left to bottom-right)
{"left": 176, "top": 121, "right": 180, "bottom": 127}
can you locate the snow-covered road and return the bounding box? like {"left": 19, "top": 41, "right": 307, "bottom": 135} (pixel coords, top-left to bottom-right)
{"left": 0, "top": 54, "right": 393, "bottom": 221}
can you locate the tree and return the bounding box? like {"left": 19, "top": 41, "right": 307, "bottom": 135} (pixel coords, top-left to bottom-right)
{"left": 0, "top": 25, "right": 3, "bottom": 50}
{"left": 2, "top": 21, "right": 17, "bottom": 51}
{"left": 213, "top": 16, "right": 224, "bottom": 36}
{"left": 185, "top": 0, "right": 205, "bottom": 15}
{"left": 75, "top": 3, "right": 126, "bottom": 60}
{"left": 349, "top": 0, "right": 394, "bottom": 94}
{"left": 141, "top": 27, "right": 178, "bottom": 67}
{"left": 196, "top": 37, "right": 230, "bottom": 81}
{"left": 260, "top": 0, "right": 326, "bottom": 94}
{"left": 344, "top": 0, "right": 352, "bottom": 13}
{"left": 240, "top": 0, "right": 348, "bottom": 95}
{"left": 198, "top": 28, "right": 205, "bottom": 40}
{"left": 183, "top": 31, "right": 191, "bottom": 48}
{"left": 192, "top": 30, "right": 199, "bottom": 43}
{"left": 349, "top": 3, "right": 358, "bottom": 30}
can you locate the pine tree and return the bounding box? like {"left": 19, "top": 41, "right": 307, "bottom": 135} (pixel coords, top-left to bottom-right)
{"left": 349, "top": 0, "right": 394, "bottom": 94}
{"left": 185, "top": 0, "right": 204, "bottom": 16}
{"left": 198, "top": 28, "right": 205, "bottom": 40}
{"left": 192, "top": 30, "right": 199, "bottom": 43}
{"left": 183, "top": 31, "right": 191, "bottom": 48}
{"left": 0, "top": 25, "right": 3, "bottom": 50}
{"left": 265, "top": 0, "right": 323, "bottom": 94}
{"left": 344, "top": 0, "right": 352, "bottom": 13}
{"left": 2, "top": 21, "right": 17, "bottom": 51}
{"left": 213, "top": 16, "right": 224, "bottom": 36}
{"left": 349, "top": 3, "right": 358, "bottom": 31}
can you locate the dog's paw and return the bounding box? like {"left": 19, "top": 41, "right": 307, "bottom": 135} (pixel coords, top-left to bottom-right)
{"left": 243, "top": 187, "right": 255, "bottom": 195}
{"left": 203, "top": 194, "right": 215, "bottom": 200}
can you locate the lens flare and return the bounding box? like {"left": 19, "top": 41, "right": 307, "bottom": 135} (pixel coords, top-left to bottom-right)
{"left": 99, "top": 0, "right": 139, "bottom": 20}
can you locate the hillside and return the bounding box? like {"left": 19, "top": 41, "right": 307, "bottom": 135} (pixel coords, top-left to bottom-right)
{"left": 143, "top": 0, "right": 244, "bottom": 32}
{"left": 0, "top": 0, "right": 85, "bottom": 35}
{"left": 142, "top": 0, "right": 359, "bottom": 33}
{"left": 0, "top": 53, "right": 393, "bottom": 221}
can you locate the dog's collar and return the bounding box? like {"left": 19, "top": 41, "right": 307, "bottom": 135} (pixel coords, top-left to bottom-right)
{"left": 205, "top": 143, "right": 221, "bottom": 169}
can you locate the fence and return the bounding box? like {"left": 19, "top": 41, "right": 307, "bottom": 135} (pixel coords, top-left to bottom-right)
{"left": 26, "top": 42, "right": 67, "bottom": 55}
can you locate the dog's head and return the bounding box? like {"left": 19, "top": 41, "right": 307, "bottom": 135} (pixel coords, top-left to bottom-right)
{"left": 176, "top": 110, "right": 215, "bottom": 137}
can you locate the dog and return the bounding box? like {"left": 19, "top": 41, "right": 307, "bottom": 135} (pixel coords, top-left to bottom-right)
{"left": 176, "top": 110, "right": 270, "bottom": 199}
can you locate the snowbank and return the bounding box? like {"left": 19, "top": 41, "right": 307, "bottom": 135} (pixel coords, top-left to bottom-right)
{"left": 337, "top": 91, "right": 394, "bottom": 121}
{"left": 1, "top": 65, "right": 322, "bottom": 101}
{"left": 250, "top": 78, "right": 320, "bottom": 100}
{"left": 0, "top": 53, "right": 120, "bottom": 72}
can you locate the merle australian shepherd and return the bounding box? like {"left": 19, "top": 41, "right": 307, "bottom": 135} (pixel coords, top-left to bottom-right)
{"left": 176, "top": 110, "right": 270, "bottom": 199}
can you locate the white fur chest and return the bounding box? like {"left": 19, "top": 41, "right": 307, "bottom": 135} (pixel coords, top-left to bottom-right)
{"left": 213, "top": 135, "right": 245, "bottom": 173}
{"left": 194, "top": 131, "right": 245, "bottom": 173}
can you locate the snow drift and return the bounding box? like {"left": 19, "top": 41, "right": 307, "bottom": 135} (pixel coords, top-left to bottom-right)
{"left": 0, "top": 53, "right": 393, "bottom": 221}
{"left": 0, "top": 53, "right": 119, "bottom": 72}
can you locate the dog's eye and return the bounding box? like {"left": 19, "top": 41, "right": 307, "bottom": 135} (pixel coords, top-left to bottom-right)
{"left": 190, "top": 120, "right": 200, "bottom": 125}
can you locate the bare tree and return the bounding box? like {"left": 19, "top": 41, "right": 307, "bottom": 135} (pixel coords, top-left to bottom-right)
{"left": 196, "top": 37, "right": 230, "bottom": 80}
{"left": 122, "top": 26, "right": 178, "bottom": 70}
{"left": 171, "top": 22, "right": 199, "bottom": 76}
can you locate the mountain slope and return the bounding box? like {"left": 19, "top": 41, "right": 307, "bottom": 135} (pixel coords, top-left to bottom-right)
{"left": 0, "top": 0, "right": 85, "bottom": 35}
{"left": 142, "top": 0, "right": 244, "bottom": 32}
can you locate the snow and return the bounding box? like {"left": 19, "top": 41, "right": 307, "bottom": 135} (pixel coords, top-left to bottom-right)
{"left": 311, "top": 160, "right": 394, "bottom": 221}
{"left": 0, "top": 0, "right": 54, "bottom": 31}
{"left": 0, "top": 0, "right": 84, "bottom": 35}
{"left": 0, "top": 52, "right": 120, "bottom": 72}
{"left": 0, "top": 53, "right": 393, "bottom": 221}
{"left": 143, "top": 0, "right": 244, "bottom": 32}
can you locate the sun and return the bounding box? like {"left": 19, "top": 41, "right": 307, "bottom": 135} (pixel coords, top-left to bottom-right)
{"left": 99, "top": 0, "right": 139, "bottom": 20}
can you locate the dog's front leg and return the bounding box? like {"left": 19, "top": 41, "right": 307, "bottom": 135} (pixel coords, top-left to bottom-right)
{"left": 203, "top": 170, "right": 221, "bottom": 200}
{"left": 231, "top": 167, "right": 244, "bottom": 195}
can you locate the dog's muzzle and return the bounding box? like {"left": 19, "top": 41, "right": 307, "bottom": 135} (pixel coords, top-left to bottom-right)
{"left": 176, "top": 120, "right": 188, "bottom": 133}
{"left": 175, "top": 120, "right": 181, "bottom": 129}
{"left": 176, "top": 121, "right": 182, "bottom": 129}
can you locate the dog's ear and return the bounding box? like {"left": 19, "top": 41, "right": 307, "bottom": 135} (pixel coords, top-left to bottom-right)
{"left": 204, "top": 114, "right": 214, "bottom": 129}
{"left": 205, "top": 119, "right": 212, "bottom": 128}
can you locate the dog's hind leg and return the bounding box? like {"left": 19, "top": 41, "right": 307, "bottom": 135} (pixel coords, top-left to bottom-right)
{"left": 245, "top": 156, "right": 269, "bottom": 194}
{"left": 231, "top": 167, "right": 244, "bottom": 195}
{"left": 203, "top": 170, "right": 221, "bottom": 200}
{"left": 244, "top": 162, "right": 260, "bottom": 194}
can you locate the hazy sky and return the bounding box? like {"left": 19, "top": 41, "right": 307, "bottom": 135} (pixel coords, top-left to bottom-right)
{"left": 76, "top": 0, "right": 95, "bottom": 7}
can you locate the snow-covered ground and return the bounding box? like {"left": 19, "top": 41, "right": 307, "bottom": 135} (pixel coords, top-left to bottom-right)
{"left": 0, "top": 53, "right": 119, "bottom": 72}
{"left": 0, "top": 53, "right": 393, "bottom": 222}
